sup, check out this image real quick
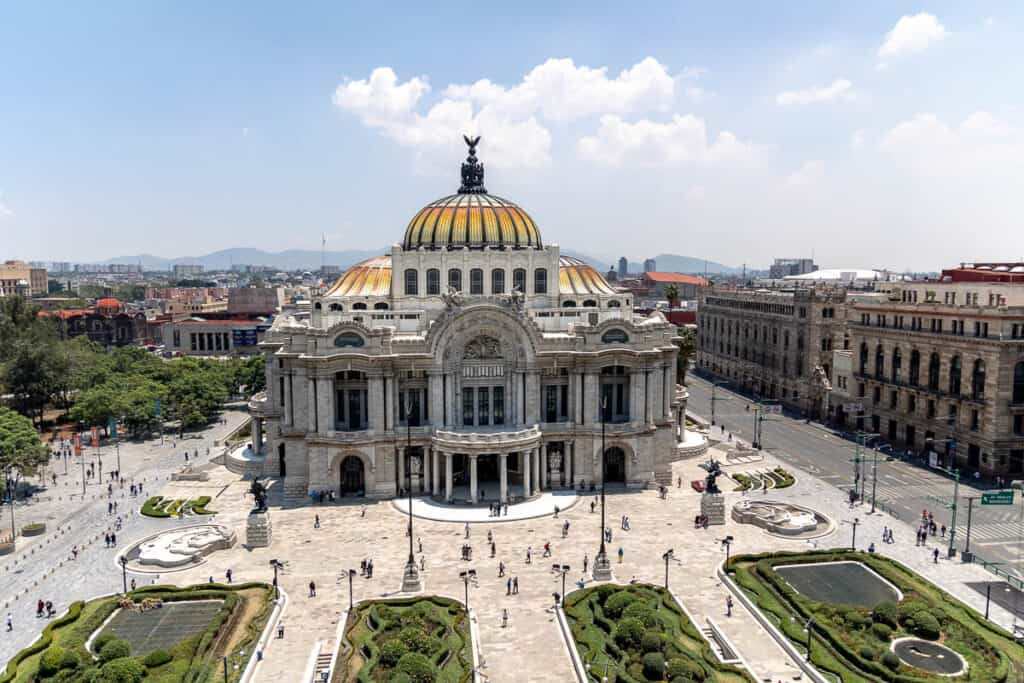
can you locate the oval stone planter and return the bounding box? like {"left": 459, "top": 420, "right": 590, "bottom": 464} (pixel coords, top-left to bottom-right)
{"left": 21, "top": 523, "right": 46, "bottom": 537}
{"left": 0, "top": 541, "right": 15, "bottom": 555}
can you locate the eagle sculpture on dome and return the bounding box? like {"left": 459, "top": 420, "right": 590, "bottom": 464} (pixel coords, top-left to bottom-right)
{"left": 459, "top": 134, "right": 487, "bottom": 194}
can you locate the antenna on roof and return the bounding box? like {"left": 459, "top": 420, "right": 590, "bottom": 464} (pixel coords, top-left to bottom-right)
{"left": 321, "top": 232, "right": 327, "bottom": 275}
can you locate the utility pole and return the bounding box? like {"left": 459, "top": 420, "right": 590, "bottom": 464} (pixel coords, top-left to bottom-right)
{"left": 948, "top": 469, "right": 960, "bottom": 559}
{"left": 870, "top": 447, "right": 879, "bottom": 513}
{"left": 963, "top": 496, "right": 978, "bottom": 558}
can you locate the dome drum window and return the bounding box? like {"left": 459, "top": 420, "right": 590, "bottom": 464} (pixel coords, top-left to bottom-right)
{"left": 426, "top": 268, "right": 440, "bottom": 295}
{"left": 334, "top": 332, "right": 366, "bottom": 348}
{"left": 491, "top": 269, "right": 505, "bottom": 294}
{"left": 404, "top": 268, "right": 418, "bottom": 295}
{"left": 470, "top": 268, "right": 484, "bottom": 295}
{"left": 601, "top": 329, "right": 629, "bottom": 344}
{"left": 448, "top": 269, "right": 462, "bottom": 292}
{"left": 534, "top": 268, "right": 548, "bottom": 294}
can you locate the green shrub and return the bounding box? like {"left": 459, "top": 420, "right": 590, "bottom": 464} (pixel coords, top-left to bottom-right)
{"left": 39, "top": 646, "right": 66, "bottom": 676}
{"left": 140, "top": 496, "right": 169, "bottom": 518}
{"left": 622, "top": 601, "right": 658, "bottom": 628}
{"left": 97, "top": 657, "right": 145, "bottom": 682}
{"left": 898, "top": 598, "right": 929, "bottom": 623}
{"left": 613, "top": 617, "right": 645, "bottom": 650}
{"left": 397, "top": 626, "right": 432, "bottom": 654}
{"left": 909, "top": 610, "right": 940, "bottom": 639}
{"left": 881, "top": 651, "right": 900, "bottom": 670}
{"left": 871, "top": 622, "right": 892, "bottom": 642}
{"left": 858, "top": 645, "right": 877, "bottom": 661}
{"left": 603, "top": 591, "right": 636, "bottom": 619}
{"left": 60, "top": 649, "right": 80, "bottom": 671}
{"left": 666, "top": 657, "right": 706, "bottom": 681}
{"left": 142, "top": 649, "right": 172, "bottom": 667}
{"left": 642, "top": 652, "right": 666, "bottom": 680}
{"left": 380, "top": 639, "right": 409, "bottom": 667}
{"left": 98, "top": 638, "right": 130, "bottom": 663}
{"left": 843, "top": 609, "right": 868, "bottom": 628}
{"left": 641, "top": 630, "right": 664, "bottom": 653}
{"left": 395, "top": 652, "right": 435, "bottom": 683}
{"left": 91, "top": 632, "right": 115, "bottom": 653}
{"left": 190, "top": 495, "right": 215, "bottom": 514}
{"left": 871, "top": 600, "right": 899, "bottom": 628}
{"left": 388, "top": 674, "right": 412, "bottom": 683}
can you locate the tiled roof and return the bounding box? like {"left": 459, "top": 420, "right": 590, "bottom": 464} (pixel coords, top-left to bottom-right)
{"left": 644, "top": 272, "right": 709, "bottom": 286}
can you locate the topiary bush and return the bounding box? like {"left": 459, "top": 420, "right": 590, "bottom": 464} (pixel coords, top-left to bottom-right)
{"left": 881, "top": 650, "right": 901, "bottom": 670}
{"left": 871, "top": 600, "right": 899, "bottom": 628}
{"left": 603, "top": 591, "right": 636, "bottom": 619}
{"left": 97, "top": 656, "right": 145, "bottom": 682}
{"left": 397, "top": 626, "right": 432, "bottom": 654}
{"left": 641, "top": 630, "right": 664, "bottom": 653}
{"left": 142, "top": 649, "right": 172, "bottom": 668}
{"left": 98, "top": 638, "right": 130, "bottom": 663}
{"left": 871, "top": 622, "right": 892, "bottom": 642}
{"left": 91, "top": 632, "right": 114, "bottom": 653}
{"left": 613, "top": 617, "right": 645, "bottom": 650}
{"left": 909, "top": 610, "right": 940, "bottom": 640}
{"left": 59, "top": 648, "right": 80, "bottom": 671}
{"left": 622, "top": 601, "right": 658, "bottom": 628}
{"left": 642, "top": 652, "right": 666, "bottom": 680}
{"left": 858, "top": 645, "right": 877, "bottom": 661}
{"left": 666, "top": 656, "right": 706, "bottom": 681}
{"left": 380, "top": 639, "right": 409, "bottom": 667}
{"left": 395, "top": 652, "right": 435, "bottom": 683}
{"left": 39, "top": 646, "right": 66, "bottom": 677}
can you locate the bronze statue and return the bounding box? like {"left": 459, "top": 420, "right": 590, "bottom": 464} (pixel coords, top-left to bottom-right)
{"left": 248, "top": 479, "right": 268, "bottom": 512}
{"left": 704, "top": 461, "right": 722, "bottom": 494}
{"left": 459, "top": 134, "right": 487, "bottom": 194}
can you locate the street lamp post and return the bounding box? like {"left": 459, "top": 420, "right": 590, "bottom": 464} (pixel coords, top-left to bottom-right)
{"left": 719, "top": 536, "right": 734, "bottom": 567}
{"left": 401, "top": 404, "right": 422, "bottom": 592}
{"left": 270, "top": 559, "right": 281, "bottom": 600}
{"left": 845, "top": 518, "right": 860, "bottom": 550}
{"left": 554, "top": 563, "right": 570, "bottom": 604}
{"left": 870, "top": 447, "right": 879, "bottom": 513}
{"left": 662, "top": 549, "right": 674, "bottom": 589}
{"left": 592, "top": 397, "right": 612, "bottom": 581}
{"left": 347, "top": 568, "right": 356, "bottom": 610}
{"left": 459, "top": 569, "right": 477, "bottom": 610}
{"left": 804, "top": 617, "right": 815, "bottom": 661}
{"left": 120, "top": 555, "right": 129, "bottom": 594}
{"left": 5, "top": 467, "right": 15, "bottom": 543}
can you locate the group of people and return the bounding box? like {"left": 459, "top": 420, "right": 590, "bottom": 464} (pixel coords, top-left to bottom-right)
{"left": 619, "top": 515, "right": 631, "bottom": 531}
{"left": 35, "top": 600, "right": 55, "bottom": 619}
{"left": 487, "top": 502, "right": 508, "bottom": 516}
{"left": 916, "top": 509, "right": 945, "bottom": 546}
{"left": 359, "top": 558, "right": 374, "bottom": 578}
{"left": 103, "top": 530, "right": 118, "bottom": 547}
{"left": 311, "top": 490, "right": 336, "bottom": 504}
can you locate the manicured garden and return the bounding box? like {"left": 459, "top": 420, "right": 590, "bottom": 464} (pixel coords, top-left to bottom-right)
{"left": 732, "top": 467, "right": 794, "bottom": 491}
{"left": 142, "top": 495, "right": 216, "bottom": 517}
{"left": 336, "top": 595, "right": 473, "bottom": 683}
{"left": 728, "top": 549, "right": 1024, "bottom": 681}
{"left": 564, "top": 583, "right": 753, "bottom": 682}
{"left": 0, "top": 582, "right": 273, "bottom": 683}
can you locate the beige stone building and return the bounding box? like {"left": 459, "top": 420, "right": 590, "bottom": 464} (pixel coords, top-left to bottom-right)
{"left": 246, "top": 141, "right": 686, "bottom": 502}
{"left": 846, "top": 271, "right": 1024, "bottom": 477}
{"left": 0, "top": 260, "right": 47, "bottom": 297}
{"left": 696, "top": 286, "right": 847, "bottom": 416}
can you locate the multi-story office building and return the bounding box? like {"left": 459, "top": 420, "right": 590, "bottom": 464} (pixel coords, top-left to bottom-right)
{"left": 643, "top": 258, "right": 656, "bottom": 273}
{"left": 696, "top": 286, "right": 847, "bottom": 416}
{"left": 173, "top": 264, "right": 205, "bottom": 278}
{"left": 618, "top": 256, "right": 628, "bottom": 279}
{"left": 769, "top": 258, "right": 818, "bottom": 279}
{"left": 846, "top": 264, "right": 1024, "bottom": 477}
{"left": 0, "top": 260, "right": 48, "bottom": 297}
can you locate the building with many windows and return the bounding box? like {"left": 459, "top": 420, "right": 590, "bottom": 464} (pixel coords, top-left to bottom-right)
{"left": 246, "top": 139, "right": 686, "bottom": 501}
{"left": 0, "top": 260, "right": 48, "bottom": 297}
{"left": 845, "top": 268, "right": 1024, "bottom": 477}
{"left": 696, "top": 286, "right": 847, "bottom": 416}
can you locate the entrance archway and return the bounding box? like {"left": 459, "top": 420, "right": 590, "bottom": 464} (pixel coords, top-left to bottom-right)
{"left": 340, "top": 455, "right": 365, "bottom": 495}
{"left": 604, "top": 447, "right": 626, "bottom": 483}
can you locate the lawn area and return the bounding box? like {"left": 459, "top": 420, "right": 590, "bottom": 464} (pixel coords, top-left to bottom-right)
{"left": 141, "top": 495, "right": 216, "bottom": 517}
{"left": 732, "top": 467, "right": 794, "bottom": 491}
{"left": 0, "top": 583, "right": 273, "bottom": 683}
{"left": 728, "top": 549, "right": 1024, "bottom": 681}
{"left": 563, "top": 583, "right": 753, "bottom": 682}
{"left": 336, "top": 595, "right": 473, "bottom": 683}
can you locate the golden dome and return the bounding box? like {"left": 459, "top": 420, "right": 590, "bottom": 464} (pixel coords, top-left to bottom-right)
{"left": 403, "top": 193, "right": 542, "bottom": 250}
{"left": 323, "top": 255, "right": 392, "bottom": 297}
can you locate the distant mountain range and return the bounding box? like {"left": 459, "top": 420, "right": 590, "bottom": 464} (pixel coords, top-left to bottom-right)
{"left": 104, "top": 247, "right": 741, "bottom": 275}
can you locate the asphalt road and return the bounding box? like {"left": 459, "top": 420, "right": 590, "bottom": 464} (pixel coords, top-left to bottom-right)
{"left": 686, "top": 374, "right": 1024, "bottom": 578}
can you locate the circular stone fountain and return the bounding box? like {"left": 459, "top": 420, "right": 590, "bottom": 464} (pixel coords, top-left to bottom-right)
{"left": 891, "top": 637, "right": 967, "bottom": 676}
{"left": 732, "top": 500, "right": 834, "bottom": 539}
{"left": 121, "top": 524, "right": 236, "bottom": 572}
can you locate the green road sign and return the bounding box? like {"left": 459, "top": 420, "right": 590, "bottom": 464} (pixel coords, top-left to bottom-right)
{"left": 981, "top": 490, "right": 1015, "bottom": 505}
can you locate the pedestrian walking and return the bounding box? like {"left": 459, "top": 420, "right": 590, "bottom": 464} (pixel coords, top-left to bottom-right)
{"left": 130, "top": 579, "right": 136, "bottom": 591}
{"left": 490, "top": 541, "right": 496, "bottom": 557}
{"left": 465, "top": 522, "right": 470, "bottom": 539}
{"left": 726, "top": 595, "right": 733, "bottom": 617}
{"left": 226, "top": 568, "right": 233, "bottom": 583}
{"left": 418, "top": 537, "right": 423, "bottom": 553}
{"left": 6, "top": 613, "right": 11, "bottom": 632}
{"left": 498, "top": 561, "right": 505, "bottom": 577}
{"left": 506, "top": 577, "right": 512, "bottom": 595}
{"left": 583, "top": 554, "right": 589, "bottom": 574}
{"left": 526, "top": 547, "right": 532, "bottom": 564}
{"left": 590, "top": 500, "right": 596, "bottom": 513}
{"left": 941, "top": 524, "right": 946, "bottom": 538}
{"left": 618, "top": 547, "right": 624, "bottom": 563}
{"left": 543, "top": 542, "right": 551, "bottom": 558}
{"left": 501, "top": 608, "right": 508, "bottom": 627}
{"left": 309, "top": 580, "right": 317, "bottom": 597}
{"left": 512, "top": 576, "right": 519, "bottom": 594}
{"left": 932, "top": 548, "right": 939, "bottom": 563}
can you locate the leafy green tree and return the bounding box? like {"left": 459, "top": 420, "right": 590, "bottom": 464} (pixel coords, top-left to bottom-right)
{"left": 664, "top": 283, "right": 680, "bottom": 307}
{"left": 0, "top": 406, "right": 49, "bottom": 501}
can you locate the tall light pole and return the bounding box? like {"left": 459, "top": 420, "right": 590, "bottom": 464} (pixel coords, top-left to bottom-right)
{"left": 401, "top": 402, "right": 422, "bottom": 592}
{"left": 592, "top": 396, "right": 612, "bottom": 580}
{"left": 870, "top": 447, "right": 879, "bottom": 513}
{"left": 554, "top": 563, "right": 571, "bottom": 604}
{"left": 347, "top": 568, "right": 356, "bottom": 610}
{"left": 719, "top": 536, "right": 733, "bottom": 567}
{"left": 459, "top": 569, "right": 477, "bottom": 610}
{"left": 662, "top": 549, "right": 674, "bottom": 589}
{"left": 5, "top": 466, "right": 15, "bottom": 543}
{"left": 844, "top": 518, "right": 860, "bottom": 551}
{"left": 120, "top": 555, "right": 129, "bottom": 594}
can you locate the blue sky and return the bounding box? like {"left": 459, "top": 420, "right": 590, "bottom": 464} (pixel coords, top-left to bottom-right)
{"left": 1, "top": 2, "right": 1021, "bottom": 270}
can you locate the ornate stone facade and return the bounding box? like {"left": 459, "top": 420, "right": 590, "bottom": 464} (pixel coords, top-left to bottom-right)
{"left": 248, "top": 140, "right": 684, "bottom": 501}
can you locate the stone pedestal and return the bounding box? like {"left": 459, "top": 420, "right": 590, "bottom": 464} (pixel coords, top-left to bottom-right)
{"left": 246, "top": 511, "right": 273, "bottom": 548}
{"left": 401, "top": 560, "right": 423, "bottom": 593}
{"left": 592, "top": 551, "right": 613, "bottom": 581}
{"left": 701, "top": 493, "right": 726, "bottom": 526}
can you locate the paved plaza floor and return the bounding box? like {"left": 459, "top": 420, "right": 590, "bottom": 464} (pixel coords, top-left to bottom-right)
{"left": 5, "top": 415, "right": 1024, "bottom": 682}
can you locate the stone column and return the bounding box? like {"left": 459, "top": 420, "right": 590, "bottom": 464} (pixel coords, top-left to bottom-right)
{"left": 368, "top": 375, "right": 384, "bottom": 432}
{"left": 499, "top": 453, "right": 508, "bottom": 503}
{"left": 307, "top": 376, "right": 318, "bottom": 433}
{"left": 525, "top": 371, "right": 541, "bottom": 425}
{"left": 431, "top": 448, "right": 439, "bottom": 496}
{"left": 317, "top": 376, "right": 333, "bottom": 434}
{"left": 250, "top": 417, "right": 260, "bottom": 451}
{"left": 522, "top": 449, "right": 532, "bottom": 497}
{"left": 541, "top": 444, "right": 549, "bottom": 490}
{"left": 445, "top": 452, "right": 453, "bottom": 503}
{"left": 397, "top": 446, "right": 405, "bottom": 495}
{"left": 428, "top": 372, "right": 443, "bottom": 427}
{"left": 469, "top": 455, "right": 478, "bottom": 504}
{"left": 587, "top": 371, "right": 601, "bottom": 424}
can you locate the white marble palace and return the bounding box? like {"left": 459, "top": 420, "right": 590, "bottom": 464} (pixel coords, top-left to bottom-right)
{"left": 248, "top": 138, "right": 687, "bottom": 503}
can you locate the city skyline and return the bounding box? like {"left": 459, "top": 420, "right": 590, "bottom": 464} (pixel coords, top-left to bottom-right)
{"left": 2, "top": 2, "right": 1022, "bottom": 269}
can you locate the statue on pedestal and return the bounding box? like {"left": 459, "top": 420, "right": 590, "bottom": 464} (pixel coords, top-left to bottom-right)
{"left": 248, "top": 480, "right": 268, "bottom": 513}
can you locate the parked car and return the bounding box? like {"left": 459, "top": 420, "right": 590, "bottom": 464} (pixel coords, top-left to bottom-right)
{"left": 691, "top": 480, "right": 705, "bottom": 493}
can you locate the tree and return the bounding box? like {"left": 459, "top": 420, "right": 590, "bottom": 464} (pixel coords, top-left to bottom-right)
{"left": 674, "top": 326, "right": 696, "bottom": 385}
{"left": 0, "top": 407, "right": 48, "bottom": 504}
{"left": 0, "top": 297, "right": 63, "bottom": 425}
{"left": 664, "top": 283, "right": 680, "bottom": 307}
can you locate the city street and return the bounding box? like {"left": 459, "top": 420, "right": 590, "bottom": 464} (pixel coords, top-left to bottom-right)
{"left": 686, "top": 374, "right": 1024, "bottom": 577}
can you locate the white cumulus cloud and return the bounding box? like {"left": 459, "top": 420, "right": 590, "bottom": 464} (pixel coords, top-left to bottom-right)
{"left": 776, "top": 78, "right": 853, "bottom": 106}
{"left": 878, "top": 13, "right": 948, "bottom": 61}
{"left": 577, "top": 114, "right": 754, "bottom": 166}
{"left": 333, "top": 58, "right": 676, "bottom": 169}
{"left": 880, "top": 111, "right": 1022, "bottom": 177}
{"left": 785, "top": 160, "right": 825, "bottom": 186}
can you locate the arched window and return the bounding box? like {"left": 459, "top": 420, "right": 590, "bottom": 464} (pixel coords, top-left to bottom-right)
{"left": 314, "top": 302, "right": 322, "bottom": 311}
{"left": 909, "top": 350, "right": 920, "bottom": 386}
{"left": 426, "top": 268, "right": 440, "bottom": 295}
{"left": 562, "top": 300, "right": 577, "bottom": 308}
{"left": 949, "top": 355, "right": 962, "bottom": 396}
{"left": 334, "top": 332, "right": 365, "bottom": 348}
{"left": 892, "top": 348, "right": 902, "bottom": 384}
{"left": 352, "top": 303, "right": 367, "bottom": 310}
{"left": 875, "top": 345, "right": 884, "bottom": 379}
{"left": 971, "top": 359, "right": 986, "bottom": 400}
{"left": 512, "top": 268, "right": 526, "bottom": 293}
{"left": 469, "top": 268, "right": 484, "bottom": 294}
{"left": 583, "top": 299, "right": 597, "bottom": 307}
{"left": 601, "top": 329, "right": 629, "bottom": 344}
{"left": 1013, "top": 361, "right": 1024, "bottom": 404}
{"left": 328, "top": 303, "right": 343, "bottom": 312}
{"left": 448, "top": 268, "right": 462, "bottom": 292}
{"left": 404, "top": 268, "right": 418, "bottom": 295}
{"left": 928, "top": 352, "right": 940, "bottom": 391}
{"left": 491, "top": 269, "right": 505, "bottom": 294}
{"left": 373, "top": 302, "right": 389, "bottom": 310}
{"left": 607, "top": 300, "right": 621, "bottom": 308}
{"left": 533, "top": 268, "right": 548, "bottom": 294}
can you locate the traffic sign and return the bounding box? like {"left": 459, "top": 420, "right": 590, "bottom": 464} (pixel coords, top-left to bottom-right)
{"left": 981, "top": 490, "right": 1014, "bottom": 506}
